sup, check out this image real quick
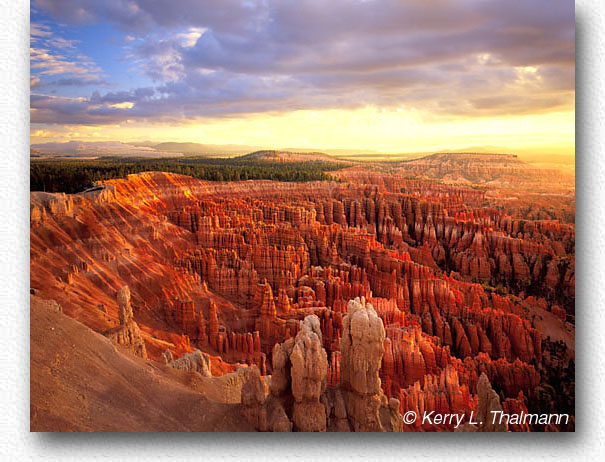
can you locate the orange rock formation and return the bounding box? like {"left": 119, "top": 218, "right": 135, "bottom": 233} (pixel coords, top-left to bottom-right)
{"left": 30, "top": 169, "right": 574, "bottom": 431}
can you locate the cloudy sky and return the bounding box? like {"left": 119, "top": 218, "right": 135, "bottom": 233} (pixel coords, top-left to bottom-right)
{"left": 30, "top": 0, "right": 575, "bottom": 155}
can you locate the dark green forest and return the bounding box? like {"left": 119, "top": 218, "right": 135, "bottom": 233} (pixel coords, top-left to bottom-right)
{"left": 31, "top": 157, "right": 345, "bottom": 193}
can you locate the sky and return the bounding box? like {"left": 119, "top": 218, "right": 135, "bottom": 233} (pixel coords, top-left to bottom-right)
{"left": 30, "top": 0, "right": 575, "bottom": 157}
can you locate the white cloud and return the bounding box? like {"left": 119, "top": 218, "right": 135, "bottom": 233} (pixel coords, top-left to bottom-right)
{"left": 177, "top": 27, "right": 206, "bottom": 48}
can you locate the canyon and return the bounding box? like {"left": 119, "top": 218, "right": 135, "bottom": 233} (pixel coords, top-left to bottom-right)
{"left": 30, "top": 155, "right": 575, "bottom": 431}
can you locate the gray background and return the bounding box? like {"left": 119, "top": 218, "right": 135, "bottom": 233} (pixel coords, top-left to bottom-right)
{"left": 1, "top": 0, "right": 601, "bottom": 459}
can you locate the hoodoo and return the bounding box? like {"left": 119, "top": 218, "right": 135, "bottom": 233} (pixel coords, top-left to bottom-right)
{"left": 105, "top": 286, "right": 147, "bottom": 359}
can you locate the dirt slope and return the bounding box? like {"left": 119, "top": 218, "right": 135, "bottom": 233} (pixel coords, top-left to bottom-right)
{"left": 30, "top": 295, "right": 254, "bottom": 432}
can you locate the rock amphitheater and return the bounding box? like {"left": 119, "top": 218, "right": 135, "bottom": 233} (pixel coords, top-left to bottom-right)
{"left": 30, "top": 168, "right": 575, "bottom": 431}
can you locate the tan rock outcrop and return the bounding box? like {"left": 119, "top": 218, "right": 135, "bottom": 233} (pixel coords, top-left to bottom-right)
{"left": 290, "top": 315, "right": 328, "bottom": 431}
{"left": 340, "top": 297, "right": 402, "bottom": 432}
{"left": 455, "top": 373, "right": 507, "bottom": 432}
{"left": 168, "top": 349, "right": 212, "bottom": 377}
{"left": 105, "top": 286, "right": 147, "bottom": 359}
{"left": 241, "top": 366, "right": 270, "bottom": 431}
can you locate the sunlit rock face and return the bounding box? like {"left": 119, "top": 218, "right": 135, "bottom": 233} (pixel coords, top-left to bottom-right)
{"left": 339, "top": 297, "right": 398, "bottom": 432}
{"left": 30, "top": 169, "right": 574, "bottom": 431}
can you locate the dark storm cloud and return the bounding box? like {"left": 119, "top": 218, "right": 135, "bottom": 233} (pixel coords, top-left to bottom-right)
{"left": 31, "top": 0, "right": 575, "bottom": 125}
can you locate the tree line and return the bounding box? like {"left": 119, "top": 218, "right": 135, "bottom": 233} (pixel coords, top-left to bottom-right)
{"left": 30, "top": 157, "right": 345, "bottom": 193}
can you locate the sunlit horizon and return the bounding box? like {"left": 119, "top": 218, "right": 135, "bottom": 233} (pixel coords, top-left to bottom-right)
{"left": 31, "top": 106, "right": 574, "bottom": 159}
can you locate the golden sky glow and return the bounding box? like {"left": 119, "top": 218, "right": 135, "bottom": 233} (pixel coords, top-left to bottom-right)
{"left": 31, "top": 107, "right": 575, "bottom": 158}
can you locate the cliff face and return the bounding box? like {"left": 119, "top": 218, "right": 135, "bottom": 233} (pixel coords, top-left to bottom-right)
{"left": 30, "top": 170, "right": 574, "bottom": 431}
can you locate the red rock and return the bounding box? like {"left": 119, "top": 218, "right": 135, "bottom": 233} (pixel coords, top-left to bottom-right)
{"left": 30, "top": 171, "right": 573, "bottom": 431}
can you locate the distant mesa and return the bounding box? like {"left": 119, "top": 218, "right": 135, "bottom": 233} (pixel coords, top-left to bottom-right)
{"left": 236, "top": 150, "right": 344, "bottom": 163}
{"left": 417, "top": 152, "right": 522, "bottom": 162}
{"left": 30, "top": 141, "right": 354, "bottom": 161}
{"left": 402, "top": 152, "right": 525, "bottom": 168}
{"left": 30, "top": 141, "right": 184, "bottom": 158}
{"left": 397, "top": 151, "right": 569, "bottom": 185}
{"left": 135, "top": 142, "right": 259, "bottom": 157}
